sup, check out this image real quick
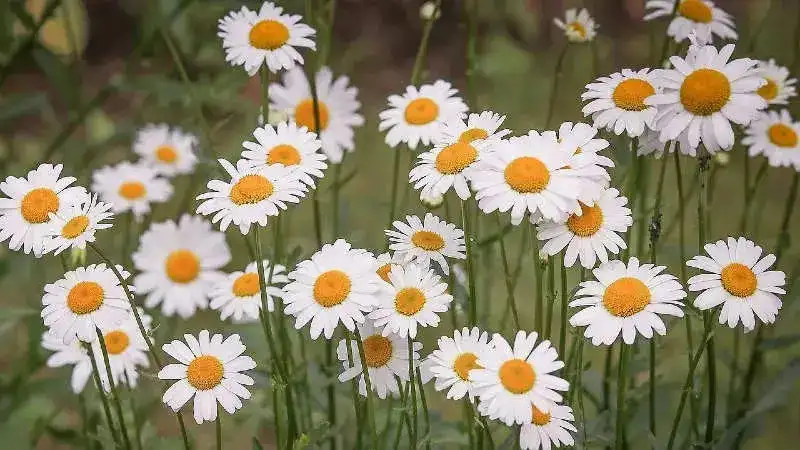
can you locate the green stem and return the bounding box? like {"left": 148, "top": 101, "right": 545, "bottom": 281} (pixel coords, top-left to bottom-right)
{"left": 353, "top": 330, "right": 379, "bottom": 449}
{"left": 215, "top": 414, "right": 221, "bottom": 450}
{"left": 78, "top": 392, "right": 91, "bottom": 449}
{"left": 496, "top": 214, "right": 520, "bottom": 330}
{"left": 96, "top": 330, "right": 132, "bottom": 450}
{"left": 345, "top": 335, "right": 363, "bottom": 449}
{"left": 407, "top": 336, "right": 418, "bottom": 446}
{"left": 544, "top": 256, "right": 556, "bottom": 340}
{"left": 271, "top": 367, "right": 284, "bottom": 448}
{"left": 614, "top": 344, "right": 629, "bottom": 450}
{"left": 625, "top": 138, "right": 641, "bottom": 259}
{"left": 533, "top": 226, "right": 543, "bottom": 333}
{"left": 410, "top": 0, "right": 441, "bottom": 85}
{"left": 84, "top": 341, "right": 120, "bottom": 448}
{"left": 602, "top": 346, "right": 613, "bottom": 413}
{"left": 558, "top": 255, "right": 568, "bottom": 353}
{"left": 461, "top": 199, "right": 478, "bottom": 325}
{"left": 544, "top": 45, "right": 569, "bottom": 128}
{"left": 666, "top": 330, "right": 713, "bottom": 450}
{"left": 325, "top": 339, "right": 337, "bottom": 449}
{"left": 465, "top": 400, "right": 476, "bottom": 450}
{"left": 416, "top": 368, "right": 431, "bottom": 450}
{"left": 124, "top": 373, "right": 143, "bottom": 450}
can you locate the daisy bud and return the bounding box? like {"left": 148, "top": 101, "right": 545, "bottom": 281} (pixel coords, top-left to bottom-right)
{"left": 258, "top": 108, "right": 289, "bottom": 127}
{"left": 420, "top": 191, "right": 444, "bottom": 209}
{"left": 420, "top": 2, "right": 441, "bottom": 21}
{"left": 70, "top": 247, "right": 87, "bottom": 267}
{"left": 714, "top": 152, "right": 730, "bottom": 166}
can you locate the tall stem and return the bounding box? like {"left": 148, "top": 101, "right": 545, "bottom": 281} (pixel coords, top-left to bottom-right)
{"left": 353, "top": 330, "right": 379, "bottom": 449}
{"left": 461, "top": 199, "right": 478, "bottom": 325}
{"left": 416, "top": 368, "right": 431, "bottom": 450}
{"left": 84, "top": 341, "right": 120, "bottom": 447}
{"left": 407, "top": 336, "right": 418, "bottom": 446}
{"left": 544, "top": 46, "right": 568, "bottom": 128}
{"left": 666, "top": 329, "right": 713, "bottom": 450}
{"left": 544, "top": 256, "right": 556, "bottom": 340}
{"left": 533, "top": 226, "right": 544, "bottom": 333}
{"left": 96, "top": 330, "right": 132, "bottom": 450}
{"left": 465, "top": 0, "right": 479, "bottom": 107}
{"left": 215, "top": 414, "right": 222, "bottom": 450}
{"left": 614, "top": 344, "right": 629, "bottom": 450}
{"left": 625, "top": 138, "right": 641, "bottom": 259}
{"left": 697, "top": 149, "right": 716, "bottom": 445}
{"left": 558, "top": 255, "right": 568, "bottom": 353}
{"left": 497, "top": 214, "right": 520, "bottom": 330}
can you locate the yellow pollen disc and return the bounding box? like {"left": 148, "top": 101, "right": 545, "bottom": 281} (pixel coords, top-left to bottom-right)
{"left": 567, "top": 202, "right": 604, "bottom": 237}
{"left": 435, "top": 142, "right": 478, "bottom": 174}
{"left": 118, "top": 181, "right": 147, "bottom": 200}
{"left": 757, "top": 78, "right": 778, "bottom": 101}
{"left": 186, "top": 355, "right": 224, "bottom": 390}
{"left": 453, "top": 352, "right": 481, "bottom": 381}
{"left": 568, "top": 21, "right": 587, "bottom": 38}
{"left": 295, "top": 99, "right": 330, "bottom": 131}
{"left": 232, "top": 273, "right": 260, "bottom": 297}
{"left": 267, "top": 144, "right": 302, "bottom": 166}
{"left": 767, "top": 123, "right": 798, "bottom": 148}
{"left": 21, "top": 188, "right": 59, "bottom": 224}
{"left": 229, "top": 175, "right": 274, "bottom": 205}
{"left": 411, "top": 230, "right": 445, "bottom": 251}
{"left": 165, "top": 250, "right": 200, "bottom": 284}
{"left": 612, "top": 78, "right": 655, "bottom": 111}
{"left": 721, "top": 263, "right": 757, "bottom": 297}
{"left": 104, "top": 330, "right": 130, "bottom": 355}
{"left": 376, "top": 264, "right": 392, "bottom": 283}
{"left": 504, "top": 156, "right": 551, "bottom": 193}
{"left": 155, "top": 145, "right": 178, "bottom": 163}
{"left": 313, "top": 270, "right": 351, "bottom": 307}
{"left": 459, "top": 128, "right": 489, "bottom": 143}
{"left": 394, "top": 287, "right": 426, "bottom": 316}
{"left": 498, "top": 359, "right": 536, "bottom": 394}
{"left": 248, "top": 20, "right": 289, "bottom": 50}
{"left": 532, "top": 406, "right": 552, "bottom": 426}
{"left": 679, "top": 0, "right": 713, "bottom": 23}
{"left": 61, "top": 215, "right": 90, "bottom": 239}
{"left": 404, "top": 98, "right": 439, "bottom": 125}
{"left": 680, "top": 68, "right": 731, "bottom": 116}
{"left": 67, "top": 281, "right": 104, "bottom": 315}
{"left": 603, "top": 277, "right": 651, "bottom": 317}
{"left": 363, "top": 335, "right": 393, "bottom": 368}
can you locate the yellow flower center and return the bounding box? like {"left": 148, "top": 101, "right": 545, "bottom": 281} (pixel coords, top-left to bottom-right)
{"left": 568, "top": 21, "right": 587, "bottom": 38}
{"left": 376, "top": 264, "right": 392, "bottom": 283}
{"left": 156, "top": 145, "right": 178, "bottom": 163}
{"left": 186, "top": 355, "right": 224, "bottom": 390}
{"left": 680, "top": 68, "right": 731, "bottom": 116}
{"left": 453, "top": 352, "right": 481, "bottom": 381}
{"left": 720, "top": 263, "right": 757, "bottom": 297}
{"left": 459, "top": 128, "right": 489, "bottom": 143}
{"left": 229, "top": 174, "right": 274, "bottom": 205}
{"left": 612, "top": 78, "right": 655, "bottom": 111}
{"left": 232, "top": 273, "right": 260, "bottom": 297}
{"left": 567, "top": 202, "right": 604, "bottom": 237}
{"left": 411, "top": 230, "right": 445, "bottom": 251}
{"left": 435, "top": 142, "right": 478, "bottom": 174}
{"left": 679, "top": 0, "right": 713, "bottom": 23}
{"left": 118, "top": 181, "right": 147, "bottom": 200}
{"left": 394, "top": 287, "right": 426, "bottom": 316}
{"left": 504, "top": 156, "right": 551, "bottom": 193}
{"left": 248, "top": 20, "right": 289, "bottom": 50}
{"left": 165, "top": 250, "right": 200, "bottom": 284}
{"left": 757, "top": 78, "right": 778, "bottom": 101}
{"left": 404, "top": 98, "right": 439, "bottom": 125}
{"left": 294, "top": 99, "right": 330, "bottom": 131}
{"left": 267, "top": 144, "right": 302, "bottom": 166}
{"left": 498, "top": 358, "right": 536, "bottom": 394}
{"left": 67, "top": 281, "right": 104, "bottom": 315}
{"left": 363, "top": 335, "right": 393, "bottom": 368}
{"left": 21, "top": 188, "right": 59, "bottom": 224}
{"left": 603, "top": 277, "right": 651, "bottom": 317}
{"left": 313, "top": 270, "right": 351, "bottom": 307}
{"left": 61, "top": 215, "right": 90, "bottom": 239}
{"left": 104, "top": 330, "right": 130, "bottom": 355}
{"left": 767, "top": 123, "right": 798, "bottom": 148}
{"left": 532, "top": 406, "right": 552, "bottom": 426}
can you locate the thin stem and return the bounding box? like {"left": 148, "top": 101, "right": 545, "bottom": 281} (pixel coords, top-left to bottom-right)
{"left": 496, "top": 214, "right": 520, "bottom": 330}
{"left": 416, "top": 368, "right": 431, "bottom": 450}
{"left": 124, "top": 373, "right": 143, "bottom": 450}
{"left": 625, "top": 138, "right": 641, "bottom": 259}
{"left": 544, "top": 46, "right": 569, "bottom": 128}
{"left": 325, "top": 339, "right": 337, "bottom": 449}
{"left": 84, "top": 341, "right": 120, "bottom": 447}
{"left": 271, "top": 368, "right": 284, "bottom": 447}
{"left": 666, "top": 330, "right": 713, "bottom": 450}
{"left": 544, "top": 256, "right": 556, "bottom": 340}
{"left": 465, "top": 0, "right": 479, "bottom": 107}
{"left": 407, "top": 336, "right": 418, "bottom": 446}
{"left": 602, "top": 346, "right": 613, "bottom": 413}
{"left": 215, "top": 414, "right": 221, "bottom": 450}
{"left": 78, "top": 392, "right": 90, "bottom": 449}
{"left": 614, "top": 344, "right": 629, "bottom": 450}
{"left": 558, "top": 255, "right": 568, "bottom": 353}
{"left": 96, "top": 330, "right": 132, "bottom": 450}
{"left": 410, "top": 0, "right": 441, "bottom": 86}
{"left": 345, "top": 336, "right": 363, "bottom": 449}
{"left": 353, "top": 330, "right": 379, "bottom": 449}
{"left": 461, "top": 199, "right": 478, "bottom": 325}
{"left": 533, "top": 226, "right": 543, "bottom": 333}
{"left": 465, "top": 400, "right": 476, "bottom": 450}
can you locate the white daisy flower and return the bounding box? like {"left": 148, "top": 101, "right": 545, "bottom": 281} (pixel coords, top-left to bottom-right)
{"left": 582, "top": 69, "right": 660, "bottom": 137}
{"left": 437, "top": 111, "right": 511, "bottom": 144}
{"left": 687, "top": 237, "right": 785, "bottom": 331}
{"left": 519, "top": 404, "right": 577, "bottom": 450}
{"left": 538, "top": 187, "right": 633, "bottom": 269}
{"left": 241, "top": 122, "right": 326, "bottom": 188}
{"left": 337, "top": 320, "right": 421, "bottom": 399}
{"left": 386, "top": 213, "right": 466, "bottom": 275}
{"left": 754, "top": 59, "right": 797, "bottom": 106}
{"left": 551, "top": 122, "right": 614, "bottom": 207}
{"left": 41, "top": 263, "right": 132, "bottom": 344}
{"left": 637, "top": 128, "right": 696, "bottom": 157}
{"left": 0, "top": 163, "right": 86, "bottom": 256}
{"left": 283, "top": 239, "right": 381, "bottom": 340}
{"left": 42, "top": 331, "right": 92, "bottom": 393}
{"left": 158, "top": 331, "right": 256, "bottom": 424}
{"left": 195, "top": 159, "right": 305, "bottom": 234}
{"left": 373, "top": 251, "right": 406, "bottom": 284}
{"left": 409, "top": 133, "right": 492, "bottom": 200}
{"left": 647, "top": 42, "right": 766, "bottom": 154}
{"left": 270, "top": 67, "right": 364, "bottom": 163}
{"left": 133, "top": 123, "right": 198, "bottom": 177}
{"left": 44, "top": 194, "right": 113, "bottom": 255}
{"left": 217, "top": 1, "right": 316, "bottom": 75}
{"left": 210, "top": 260, "right": 288, "bottom": 322}
{"left": 742, "top": 110, "right": 800, "bottom": 170}
{"left": 91, "top": 161, "right": 172, "bottom": 220}
{"left": 425, "top": 326, "right": 491, "bottom": 401}
{"left": 644, "top": 0, "right": 736, "bottom": 44}
{"left": 378, "top": 80, "right": 468, "bottom": 150}
{"left": 472, "top": 330, "right": 569, "bottom": 426}
{"left": 91, "top": 309, "right": 153, "bottom": 389}
{"left": 553, "top": 8, "right": 598, "bottom": 43}
{"left": 569, "top": 257, "right": 687, "bottom": 345}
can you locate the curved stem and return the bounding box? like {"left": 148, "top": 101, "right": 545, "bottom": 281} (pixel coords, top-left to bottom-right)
{"left": 407, "top": 336, "right": 418, "bottom": 446}
{"left": 353, "top": 330, "right": 379, "bottom": 449}
{"left": 496, "top": 214, "right": 520, "bottom": 330}
{"left": 614, "top": 344, "right": 629, "bottom": 450}
{"left": 666, "top": 330, "right": 713, "bottom": 450}
{"left": 84, "top": 341, "right": 120, "bottom": 448}
{"left": 544, "top": 46, "right": 568, "bottom": 128}
{"left": 416, "top": 368, "right": 431, "bottom": 450}
{"left": 558, "top": 255, "right": 568, "bottom": 353}
{"left": 461, "top": 199, "right": 478, "bottom": 325}
{"left": 96, "top": 330, "right": 132, "bottom": 450}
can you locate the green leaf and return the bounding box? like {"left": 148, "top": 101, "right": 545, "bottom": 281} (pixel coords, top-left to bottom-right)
{"left": 251, "top": 437, "right": 264, "bottom": 450}
{"left": 0, "top": 93, "right": 48, "bottom": 124}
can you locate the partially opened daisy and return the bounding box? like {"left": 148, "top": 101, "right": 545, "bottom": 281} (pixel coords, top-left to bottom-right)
{"left": 133, "top": 123, "right": 198, "bottom": 177}
{"left": 637, "top": 128, "right": 696, "bottom": 157}
{"left": 754, "top": 59, "right": 797, "bottom": 106}
{"left": 158, "top": 331, "right": 256, "bottom": 424}
{"left": 45, "top": 194, "right": 113, "bottom": 255}
{"left": 437, "top": 111, "right": 511, "bottom": 144}
{"left": 218, "top": 1, "right": 315, "bottom": 75}
{"left": 687, "top": 237, "right": 785, "bottom": 331}
{"left": 519, "top": 404, "right": 577, "bottom": 450}
{"left": 241, "top": 122, "right": 326, "bottom": 188}
{"left": 553, "top": 8, "right": 597, "bottom": 43}
{"left": 41, "top": 263, "right": 132, "bottom": 343}
{"left": 386, "top": 213, "right": 465, "bottom": 274}
{"left": 409, "top": 132, "right": 492, "bottom": 200}
{"left": 379, "top": 80, "right": 468, "bottom": 150}
{"left": 0, "top": 163, "right": 86, "bottom": 256}
{"left": 644, "top": 0, "right": 736, "bottom": 44}
{"left": 195, "top": 159, "right": 305, "bottom": 234}
{"left": 582, "top": 69, "right": 660, "bottom": 137}
{"left": 133, "top": 214, "right": 231, "bottom": 318}
{"left": 551, "top": 122, "right": 614, "bottom": 206}
{"left": 742, "top": 110, "right": 800, "bottom": 170}
{"left": 373, "top": 251, "right": 406, "bottom": 284}
{"left": 472, "top": 330, "right": 569, "bottom": 426}
{"left": 210, "top": 260, "right": 288, "bottom": 322}
{"left": 270, "top": 67, "right": 364, "bottom": 163}
{"left": 92, "top": 309, "right": 152, "bottom": 389}
{"left": 41, "top": 331, "right": 92, "bottom": 393}
{"left": 569, "top": 257, "right": 687, "bottom": 345}
{"left": 92, "top": 161, "right": 172, "bottom": 220}
{"left": 283, "top": 239, "right": 381, "bottom": 339}
{"left": 425, "top": 326, "right": 491, "bottom": 401}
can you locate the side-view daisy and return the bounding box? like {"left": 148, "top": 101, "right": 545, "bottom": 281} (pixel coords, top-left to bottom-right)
{"left": 241, "top": 122, "right": 326, "bottom": 188}
{"left": 210, "top": 260, "right": 288, "bottom": 322}
{"left": 92, "top": 309, "right": 152, "bottom": 389}
{"left": 373, "top": 251, "right": 406, "bottom": 284}
{"left": 742, "top": 110, "right": 800, "bottom": 170}
{"left": 519, "top": 403, "right": 577, "bottom": 450}
{"left": 637, "top": 128, "right": 695, "bottom": 157}
{"left": 554, "top": 8, "right": 597, "bottom": 43}
{"left": 687, "top": 237, "right": 785, "bottom": 331}
{"left": 644, "top": 0, "right": 736, "bottom": 44}
{"left": 437, "top": 111, "right": 511, "bottom": 144}
{"left": 409, "top": 133, "right": 492, "bottom": 200}
{"left": 582, "top": 69, "right": 660, "bottom": 137}
{"left": 754, "top": 59, "right": 797, "bottom": 106}
{"left": 425, "top": 326, "right": 491, "bottom": 401}
{"left": 386, "top": 213, "right": 465, "bottom": 274}
{"left": 42, "top": 331, "right": 92, "bottom": 393}
{"left": 133, "top": 123, "right": 198, "bottom": 177}
{"left": 45, "top": 194, "right": 113, "bottom": 255}
{"left": 91, "top": 161, "right": 172, "bottom": 220}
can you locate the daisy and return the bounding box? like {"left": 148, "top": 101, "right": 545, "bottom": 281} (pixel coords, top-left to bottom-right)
{"left": 754, "top": 59, "right": 797, "bottom": 106}
{"left": 369, "top": 263, "right": 453, "bottom": 338}
{"left": 337, "top": 320, "right": 421, "bottom": 399}
{"left": 637, "top": 128, "right": 696, "bottom": 157}
{"left": 425, "top": 326, "right": 491, "bottom": 401}
{"left": 409, "top": 133, "right": 492, "bottom": 200}
{"left": 133, "top": 214, "right": 230, "bottom": 318}
{"left": 378, "top": 80, "right": 468, "bottom": 150}
{"left": 158, "top": 331, "right": 256, "bottom": 424}
{"left": 0, "top": 163, "right": 86, "bottom": 256}
{"left": 92, "top": 309, "right": 152, "bottom": 388}
{"left": 41, "top": 263, "right": 132, "bottom": 343}
{"left": 582, "top": 69, "right": 660, "bottom": 137}
{"left": 270, "top": 67, "right": 364, "bottom": 163}
{"left": 373, "top": 251, "right": 405, "bottom": 284}
{"left": 210, "top": 260, "right": 289, "bottom": 322}
{"left": 519, "top": 404, "right": 577, "bottom": 450}
{"left": 42, "top": 331, "right": 92, "bottom": 393}
{"left": 240, "top": 122, "right": 326, "bottom": 187}
{"left": 386, "top": 213, "right": 466, "bottom": 274}
{"left": 91, "top": 161, "right": 172, "bottom": 220}
{"left": 538, "top": 187, "right": 633, "bottom": 269}
{"left": 472, "top": 330, "right": 569, "bottom": 426}
{"left": 742, "top": 110, "right": 800, "bottom": 170}
{"left": 644, "top": 0, "right": 736, "bottom": 44}
{"left": 195, "top": 159, "right": 305, "bottom": 234}
{"left": 133, "top": 124, "right": 198, "bottom": 177}
{"left": 217, "top": 1, "right": 316, "bottom": 75}
{"left": 44, "top": 194, "right": 113, "bottom": 255}
{"left": 437, "top": 111, "right": 511, "bottom": 144}
{"left": 550, "top": 122, "right": 614, "bottom": 206}
{"left": 569, "top": 257, "right": 687, "bottom": 345}
{"left": 647, "top": 42, "right": 766, "bottom": 154}
{"left": 687, "top": 237, "right": 785, "bottom": 331}
{"left": 553, "top": 8, "right": 597, "bottom": 43}
{"left": 283, "top": 239, "right": 381, "bottom": 340}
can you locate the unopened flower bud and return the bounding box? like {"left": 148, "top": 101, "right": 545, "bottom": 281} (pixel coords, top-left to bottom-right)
{"left": 420, "top": 191, "right": 444, "bottom": 209}
{"left": 420, "top": 2, "right": 440, "bottom": 21}
{"left": 714, "top": 152, "right": 730, "bottom": 166}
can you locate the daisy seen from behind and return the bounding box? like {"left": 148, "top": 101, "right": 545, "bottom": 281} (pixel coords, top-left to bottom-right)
{"left": 644, "top": 0, "right": 736, "bottom": 44}
{"left": 425, "top": 326, "right": 491, "bottom": 401}
{"left": 742, "top": 110, "right": 800, "bottom": 170}
{"left": 582, "top": 69, "right": 660, "bottom": 137}
{"left": 754, "top": 59, "right": 797, "bottom": 106}
{"left": 133, "top": 123, "right": 198, "bottom": 177}
{"left": 45, "top": 194, "right": 113, "bottom": 255}
{"left": 373, "top": 251, "right": 406, "bottom": 284}
{"left": 409, "top": 129, "right": 492, "bottom": 200}
{"left": 92, "top": 161, "right": 172, "bottom": 220}
{"left": 554, "top": 8, "right": 597, "bottom": 43}
{"left": 386, "top": 213, "right": 465, "bottom": 274}
{"left": 241, "top": 122, "right": 326, "bottom": 188}
{"left": 519, "top": 403, "right": 577, "bottom": 450}
{"left": 210, "top": 260, "right": 288, "bottom": 322}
